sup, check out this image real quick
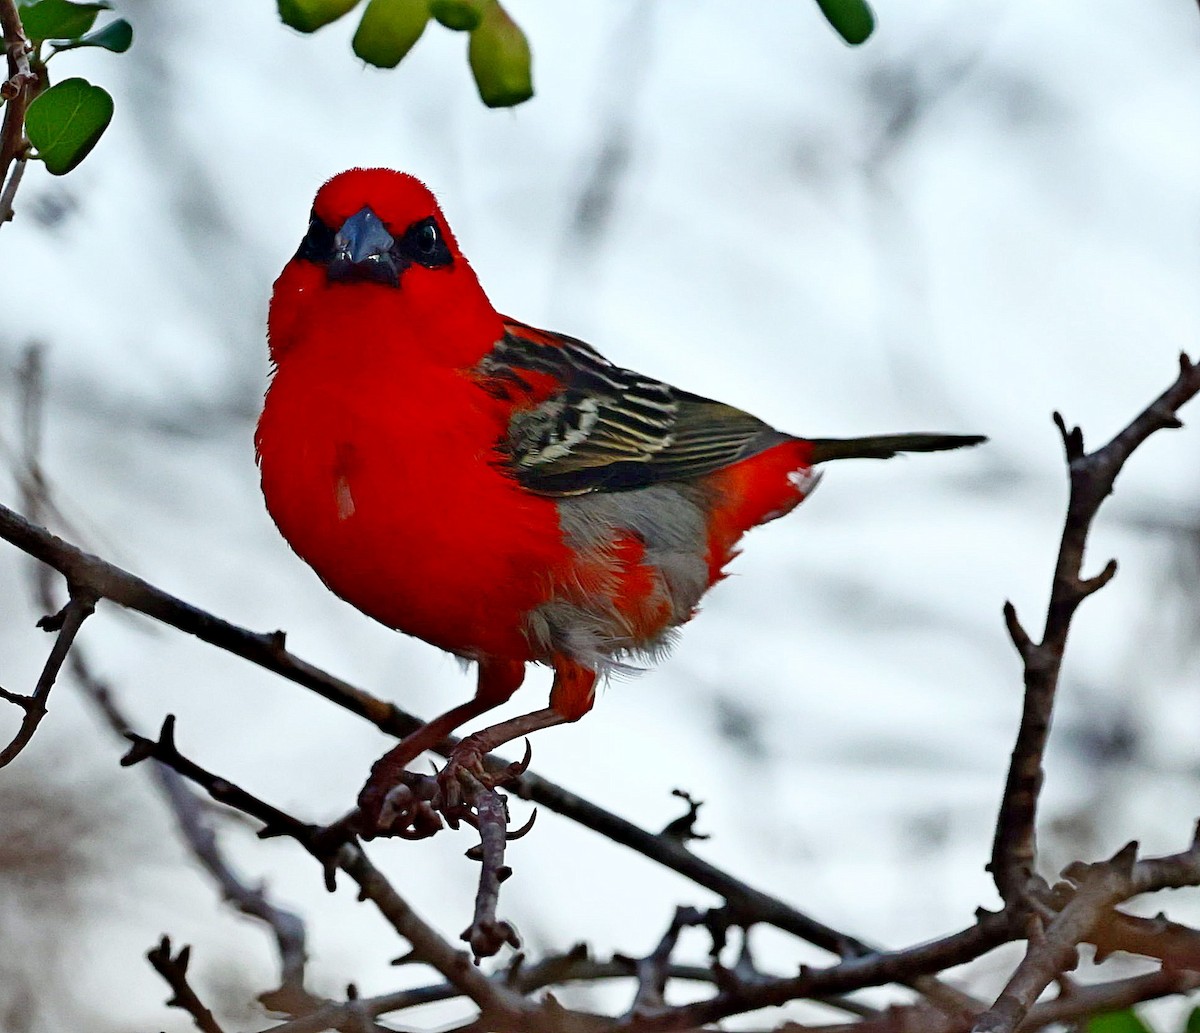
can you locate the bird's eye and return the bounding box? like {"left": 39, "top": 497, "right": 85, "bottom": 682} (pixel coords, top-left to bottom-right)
{"left": 416, "top": 222, "right": 438, "bottom": 254}
{"left": 400, "top": 216, "right": 452, "bottom": 269}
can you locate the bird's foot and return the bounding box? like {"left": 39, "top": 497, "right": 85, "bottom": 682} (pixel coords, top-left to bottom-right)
{"left": 357, "top": 736, "right": 533, "bottom": 840}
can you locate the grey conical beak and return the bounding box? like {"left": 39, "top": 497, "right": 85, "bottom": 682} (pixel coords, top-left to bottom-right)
{"left": 328, "top": 206, "right": 400, "bottom": 286}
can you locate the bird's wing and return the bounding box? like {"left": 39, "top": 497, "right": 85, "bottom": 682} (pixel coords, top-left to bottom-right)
{"left": 475, "top": 319, "right": 792, "bottom": 496}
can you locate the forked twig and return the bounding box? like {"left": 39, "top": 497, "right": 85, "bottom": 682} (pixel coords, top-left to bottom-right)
{"left": 146, "top": 936, "right": 228, "bottom": 1033}
{"left": 0, "top": 590, "right": 94, "bottom": 767}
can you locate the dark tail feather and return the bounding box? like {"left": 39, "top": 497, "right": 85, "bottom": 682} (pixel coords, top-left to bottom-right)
{"left": 808, "top": 433, "right": 986, "bottom": 464}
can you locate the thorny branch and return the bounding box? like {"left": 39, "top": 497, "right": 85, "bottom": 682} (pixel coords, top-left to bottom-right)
{"left": 0, "top": 354, "right": 1198, "bottom": 1030}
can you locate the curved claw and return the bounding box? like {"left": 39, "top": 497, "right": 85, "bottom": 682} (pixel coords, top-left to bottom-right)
{"left": 506, "top": 808, "right": 537, "bottom": 841}
{"left": 500, "top": 739, "right": 533, "bottom": 783}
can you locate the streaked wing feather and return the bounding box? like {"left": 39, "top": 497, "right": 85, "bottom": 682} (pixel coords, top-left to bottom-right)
{"left": 478, "top": 321, "right": 790, "bottom": 496}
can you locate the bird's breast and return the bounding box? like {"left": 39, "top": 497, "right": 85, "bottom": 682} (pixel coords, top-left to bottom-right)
{"left": 257, "top": 357, "right": 569, "bottom": 659}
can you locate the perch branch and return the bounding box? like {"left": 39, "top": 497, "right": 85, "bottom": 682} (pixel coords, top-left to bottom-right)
{"left": 121, "top": 717, "right": 547, "bottom": 1030}
{"left": 0, "top": 497, "right": 905, "bottom": 963}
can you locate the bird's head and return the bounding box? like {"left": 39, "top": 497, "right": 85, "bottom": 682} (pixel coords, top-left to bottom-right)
{"left": 268, "top": 168, "right": 500, "bottom": 365}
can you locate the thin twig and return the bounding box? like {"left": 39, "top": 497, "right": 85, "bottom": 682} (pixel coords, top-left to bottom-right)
{"left": 146, "top": 936, "right": 228, "bottom": 1033}
{"left": 989, "top": 354, "right": 1200, "bottom": 901}
{"left": 0, "top": 590, "right": 94, "bottom": 767}
{"left": 0, "top": 0, "right": 38, "bottom": 226}
{"left": 623, "top": 906, "right": 704, "bottom": 1020}
{"left": 461, "top": 778, "right": 521, "bottom": 961}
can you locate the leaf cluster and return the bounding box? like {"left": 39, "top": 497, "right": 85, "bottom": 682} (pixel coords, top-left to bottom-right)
{"left": 7, "top": 0, "right": 132, "bottom": 174}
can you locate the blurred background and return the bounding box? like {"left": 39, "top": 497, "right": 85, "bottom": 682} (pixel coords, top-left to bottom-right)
{"left": 1, "top": 0, "right": 1198, "bottom": 1029}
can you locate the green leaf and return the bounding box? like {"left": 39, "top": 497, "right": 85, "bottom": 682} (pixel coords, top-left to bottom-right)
{"left": 50, "top": 17, "right": 133, "bottom": 53}
{"left": 20, "top": 0, "right": 110, "bottom": 43}
{"left": 277, "top": 0, "right": 360, "bottom": 33}
{"left": 429, "top": 0, "right": 482, "bottom": 31}
{"left": 1185, "top": 1007, "right": 1200, "bottom": 1033}
{"left": 26, "top": 76, "right": 114, "bottom": 174}
{"left": 815, "top": 0, "right": 874, "bottom": 46}
{"left": 353, "top": 0, "right": 429, "bottom": 68}
{"left": 467, "top": 1, "right": 532, "bottom": 108}
{"left": 1086, "top": 1009, "right": 1155, "bottom": 1033}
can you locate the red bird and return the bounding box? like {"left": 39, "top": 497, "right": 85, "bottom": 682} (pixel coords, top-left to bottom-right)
{"left": 257, "top": 168, "right": 983, "bottom": 830}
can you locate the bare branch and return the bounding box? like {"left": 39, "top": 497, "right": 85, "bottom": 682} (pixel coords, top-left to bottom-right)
{"left": 1018, "top": 968, "right": 1200, "bottom": 1031}
{"left": 973, "top": 832, "right": 1200, "bottom": 1033}
{"left": 623, "top": 906, "right": 705, "bottom": 1020}
{"left": 972, "top": 843, "right": 1140, "bottom": 1033}
{"left": 121, "top": 718, "right": 544, "bottom": 1029}
{"left": 1090, "top": 909, "right": 1200, "bottom": 969}
{"left": 614, "top": 909, "right": 1015, "bottom": 1030}
{"left": 989, "top": 354, "right": 1200, "bottom": 901}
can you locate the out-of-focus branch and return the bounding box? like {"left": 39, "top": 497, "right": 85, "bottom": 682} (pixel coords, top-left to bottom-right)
{"left": 13, "top": 347, "right": 317, "bottom": 1010}
{"left": 155, "top": 763, "right": 316, "bottom": 1012}
{"left": 1088, "top": 907, "right": 1200, "bottom": 969}
{"left": 622, "top": 905, "right": 704, "bottom": 1021}
{"left": 0, "top": 590, "right": 94, "bottom": 767}
{"left": 0, "top": 0, "right": 38, "bottom": 226}
{"left": 146, "top": 936, "right": 228, "bottom": 1033}
{"left": 990, "top": 353, "right": 1200, "bottom": 902}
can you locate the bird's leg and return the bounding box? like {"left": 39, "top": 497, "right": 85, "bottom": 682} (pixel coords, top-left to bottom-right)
{"left": 357, "top": 658, "right": 525, "bottom": 831}
{"left": 437, "top": 659, "right": 598, "bottom": 805}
